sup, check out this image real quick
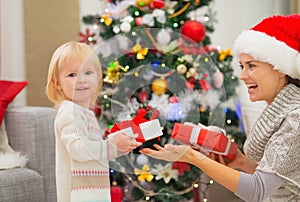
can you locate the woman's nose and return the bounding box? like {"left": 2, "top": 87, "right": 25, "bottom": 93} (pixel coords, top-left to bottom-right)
{"left": 239, "top": 68, "right": 247, "bottom": 81}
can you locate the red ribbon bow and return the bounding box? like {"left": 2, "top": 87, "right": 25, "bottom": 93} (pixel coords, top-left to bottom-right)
{"left": 110, "top": 106, "right": 160, "bottom": 142}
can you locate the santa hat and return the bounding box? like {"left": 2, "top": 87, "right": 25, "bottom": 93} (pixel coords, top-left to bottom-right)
{"left": 232, "top": 14, "right": 300, "bottom": 80}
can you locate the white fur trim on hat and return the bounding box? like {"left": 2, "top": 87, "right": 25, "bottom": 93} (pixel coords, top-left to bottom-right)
{"left": 232, "top": 30, "right": 300, "bottom": 80}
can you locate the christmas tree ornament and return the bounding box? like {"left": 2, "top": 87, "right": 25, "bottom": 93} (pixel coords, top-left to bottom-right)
{"left": 101, "top": 13, "right": 113, "bottom": 26}
{"left": 151, "top": 78, "right": 168, "bottom": 96}
{"left": 169, "top": 96, "right": 179, "bottom": 103}
{"left": 134, "top": 165, "right": 154, "bottom": 182}
{"left": 212, "top": 70, "right": 224, "bottom": 89}
{"left": 149, "top": 0, "right": 164, "bottom": 9}
{"left": 136, "top": 0, "right": 153, "bottom": 7}
{"left": 167, "top": 101, "right": 182, "bottom": 121}
{"left": 156, "top": 29, "right": 171, "bottom": 45}
{"left": 120, "top": 16, "right": 134, "bottom": 32}
{"left": 180, "top": 20, "right": 206, "bottom": 43}
{"left": 111, "top": 185, "right": 124, "bottom": 202}
{"left": 142, "top": 14, "right": 155, "bottom": 26}
{"left": 151, "top": 60, "right": 162, "bottom": 69}
{"left": 153, "top": 164, "right": 179, "bottom": 184}
{"left": 172, "top": 162, "right": 190, "bottom": 176}
{"left": 176, "top": 64, "right": 187, "bottom": 75}
{"left": 199, "top": 79, "right": 212, "bottom": 91}
{"left": 113, "top": 25, "right": 120, "bottom": 34}
{"left": 136, "top": 154, "right": 149, "bottom": 165}
{"left": 120, "top": 22, "right": 131, "bottom": 32}
{"left": 138, "top": 91, "right": 149, "bottom": 103}
{"left": 186, "top": 67, "right": 197, "bottom": 78}
{"left": 152, "top": 9, "right": 166, "bottom": 24}
{"left": 135, "top": 17, "right": 143, "bottom": 26}
{"left": 219, "top": 48, "right": 232, "bottom": 61}
{"left": 78, "top": 28, "right": 96, "bottom": 45}
{"left": 103, "top": 61, "right": 127, "bottom": 84}
{"left": 164, "top": 0, "right": 178, "bottom": 14}
{"left": 182, "top": 54, "right": 193, "bottom": 64}
{"left": 131, "top": 44, "right": 149, "bottom": 60}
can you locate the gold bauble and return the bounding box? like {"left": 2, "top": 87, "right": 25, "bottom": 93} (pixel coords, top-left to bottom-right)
{"left": 151, "top": 78, "right": 168, "bottom": 96}
{"left": 136, "top": 0, "right": 153, "bottom": 7}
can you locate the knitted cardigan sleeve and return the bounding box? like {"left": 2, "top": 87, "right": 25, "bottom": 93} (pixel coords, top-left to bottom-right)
{"left": 257, "top": 108, "right": 300, "bottom": 188}
{"left": 244, "top": 84, "right": 300, "bottom": 200}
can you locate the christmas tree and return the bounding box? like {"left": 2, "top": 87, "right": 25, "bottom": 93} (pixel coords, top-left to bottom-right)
{"left": 79, "top": 0, "right": 244, "bottom": 201}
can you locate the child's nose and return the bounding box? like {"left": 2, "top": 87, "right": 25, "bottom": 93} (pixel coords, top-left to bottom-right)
{"left": 77, "top": 73, "right": 86, "bottom": 82}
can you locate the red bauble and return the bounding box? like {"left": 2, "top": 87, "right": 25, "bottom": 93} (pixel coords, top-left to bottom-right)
{"left": 149, "top": 0, "right": 164, "bottom": 9}
{"left": 93, "top": 106, "right": 101, "bottom": 117}
{"left": 138, "top": 91, "right": 149, "bottom": 103}
{"left": 111, "top": 186, "right": 124, "bottom": 202}
{"left": 180, "top": 20, "right": 206, "bottom": 43}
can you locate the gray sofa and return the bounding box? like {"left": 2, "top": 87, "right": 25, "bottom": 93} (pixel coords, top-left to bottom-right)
{"left": 0, "top": 106, "right": 57, "bottom": 202}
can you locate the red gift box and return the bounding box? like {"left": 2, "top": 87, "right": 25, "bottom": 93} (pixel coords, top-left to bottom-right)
{"left": 171, "top": 123, "right": 237, "bottom": 159}
{"left": 109, "top": 119, "right": 162, "bottom": 143}
{"left": 107, "top": 107, "right": 162, "bottom": 143}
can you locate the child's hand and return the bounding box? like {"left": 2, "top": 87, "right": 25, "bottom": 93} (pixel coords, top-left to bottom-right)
{"left": 114, "top": 132, "right": 142, "bottom": 153}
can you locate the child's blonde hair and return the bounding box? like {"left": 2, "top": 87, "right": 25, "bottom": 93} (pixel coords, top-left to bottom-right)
{"left": 46, "top": 41, "right": 102, "bottom": 107}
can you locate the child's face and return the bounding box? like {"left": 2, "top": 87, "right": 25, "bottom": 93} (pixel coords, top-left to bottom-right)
{"left": 58, "top": 58, "right": 100, "bottom": 108}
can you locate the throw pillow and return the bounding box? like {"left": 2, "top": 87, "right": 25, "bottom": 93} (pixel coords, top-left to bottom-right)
{"left": 0, "top": 80, "right": 28, "bottom": 125}
{"left": 0, "top": 80, "right": 28, "bottom": 169}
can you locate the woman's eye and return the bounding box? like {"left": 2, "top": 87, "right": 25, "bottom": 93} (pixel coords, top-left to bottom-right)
{"left": 239, "top": 64, "right": 244, "bottom": 70}
{"left": 68, "top": 73, "right": 76, "bottom": 77}
{"left": 248, "top": 64, "right": 255, "bottom": 69}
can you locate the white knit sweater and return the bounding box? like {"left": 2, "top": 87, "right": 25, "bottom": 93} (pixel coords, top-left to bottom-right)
{"left": 54, "top": 100, "right": 117, "bottom": 202}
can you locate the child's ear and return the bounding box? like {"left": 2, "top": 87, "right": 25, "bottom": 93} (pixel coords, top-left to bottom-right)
{"left": 54, "top": 80, "right": 62, "bottom": 89}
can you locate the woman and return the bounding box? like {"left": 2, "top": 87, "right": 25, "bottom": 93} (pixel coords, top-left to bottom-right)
{"left": 141, "top": 14, "right": 300, "bottom": 201}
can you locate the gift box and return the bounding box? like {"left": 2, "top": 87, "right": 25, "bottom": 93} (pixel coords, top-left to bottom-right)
{"left": 108, "top": 119, "right": 162, "bottom": 143}
{"left": 171, "top": 123, "right": 237, "bottom": 159}
{"left": 107, "top": 107, "right": 163, "bottom": 143}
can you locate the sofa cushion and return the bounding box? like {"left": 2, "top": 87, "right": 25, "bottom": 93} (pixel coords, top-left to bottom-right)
{"left": 5, "top": 106, "right": 57, "bottom": 201}
{"left": 0, "top": 168, "right": 45, "bottom": 202}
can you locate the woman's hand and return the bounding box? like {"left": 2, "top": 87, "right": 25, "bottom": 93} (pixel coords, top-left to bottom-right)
{"left": 209, "top": 149, "right": 258, "bottom": 174}
{"left": 140, "top": 144, "right": 206, "bottom": 163}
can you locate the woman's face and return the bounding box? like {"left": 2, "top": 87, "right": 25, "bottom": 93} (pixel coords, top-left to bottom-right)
{"left": 239, "top": 53, "right": 287, "bottom": 105}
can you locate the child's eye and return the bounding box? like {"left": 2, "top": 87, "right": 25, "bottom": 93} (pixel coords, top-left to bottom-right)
{"left": 68, "top": 73, "right": 76, "bottom": 77}
{"left": 85, "top": 71, "right": 93, "bottom": 75}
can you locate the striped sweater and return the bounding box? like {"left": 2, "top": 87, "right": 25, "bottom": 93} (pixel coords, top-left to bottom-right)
{"left": 54, "top": 100, "right": 117, "bottom": 202}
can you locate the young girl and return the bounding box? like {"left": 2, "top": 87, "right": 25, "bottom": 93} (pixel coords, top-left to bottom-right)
{"left": 46, "top": 41, "right": 141, "bottom": 202}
